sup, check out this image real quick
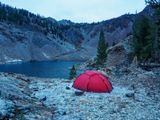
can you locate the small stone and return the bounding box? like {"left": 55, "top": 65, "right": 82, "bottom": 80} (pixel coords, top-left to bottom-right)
{"left": 66, "top": 86, "right": 70, "bottom": 90}
{"left": 39, "top": 96, "right": 47, "bottom": 102}
{"left": 99, "top": 106, "right": 103, "bottom": 109}
{"left": 33, "top": 89, "right": 38, "bottom": 91}
{"left": 125, "top": 93, "right": 135, "bottom": 98}
{"left": 62, "top": 111, "right": 66, "bottom": 115}
{"left": 75, "top": 91, "right": 84, "bottom": 96}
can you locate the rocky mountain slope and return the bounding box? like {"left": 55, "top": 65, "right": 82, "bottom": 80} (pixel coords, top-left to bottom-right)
{"left": 0, "top": 3, "right": 151, "bottom": 63}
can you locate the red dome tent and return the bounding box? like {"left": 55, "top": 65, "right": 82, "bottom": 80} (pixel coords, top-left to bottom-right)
{"left": 73, "top": 71, "right": 112, "bottom": 93}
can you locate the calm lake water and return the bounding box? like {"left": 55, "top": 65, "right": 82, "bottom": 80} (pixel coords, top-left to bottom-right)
{"left": 0, "top": 61, "right": 82, "bottom": 78}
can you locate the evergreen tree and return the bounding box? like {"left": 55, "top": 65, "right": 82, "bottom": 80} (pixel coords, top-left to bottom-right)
{"left": 145, "top": 0, "right": 160, "bottom": 62}
{"left": 96, "top": 31, "right": 108, "bottom": 65}
{"left": 69, "top": 65, "right": 77, "bottom": 79}
{"left": 132, "top": 16, "right": 153, "bottom": 62}
{"left": 145, "top": 0, "right": 160, "bottom": 8}
{"left": 155, "top": 7, "right": 160, "bottom": 53}
{"left": 0, "top": 2, "right": 63, "bottom": 39}
{"left": 112, "top": 42, "right": 116, "bottom": 46}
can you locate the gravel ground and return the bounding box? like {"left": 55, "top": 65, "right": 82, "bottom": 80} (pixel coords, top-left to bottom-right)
{"left": 0, "top": 98, "right": 14, "bottom": 119}
{"left": 29, "top": 67, "right": 160, "bottom": 120}
{"left": 0, "top": 67, "right": 160, "bottom": 120}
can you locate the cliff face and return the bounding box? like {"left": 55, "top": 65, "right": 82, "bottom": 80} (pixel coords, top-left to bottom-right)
{"left": 0, "top": 4, "right": 151, "bottom": 63}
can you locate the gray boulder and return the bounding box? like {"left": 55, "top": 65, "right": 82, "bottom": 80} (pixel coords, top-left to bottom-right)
{"left": 107, "top": 36, "right": 133, "bottom": 67}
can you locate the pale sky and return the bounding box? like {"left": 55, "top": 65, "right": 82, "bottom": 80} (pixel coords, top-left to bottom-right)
{"left": 0, "top": 0, "right": 146, "bottom": 23}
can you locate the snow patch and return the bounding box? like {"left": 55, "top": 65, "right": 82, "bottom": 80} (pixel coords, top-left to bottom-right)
{"left": 42, "top": 52, "right": 50, "bottom": 59}
{"left": 4, "top": 56, "right": 22, "bottom": 64}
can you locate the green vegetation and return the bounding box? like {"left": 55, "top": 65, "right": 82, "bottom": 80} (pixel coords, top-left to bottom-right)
{"left": 69, "top": 65, "right": 77, "bottom": 79}
{"left": 96, "top": 31, "right": 108, "bottom": 65}
{"left": 0, "top": 2, "right": 63, "bottom": 38}
{"left": 132, "top": 0, "right": 160, "bottom": 63}
{"left": 132, "top": 16, "right": 153, "bottom": 62}
{"left": 112, "top": 42, "right": 116, "bottom": 46}
{"left": 145, "top": 0, "right": 160, "bottom": 62}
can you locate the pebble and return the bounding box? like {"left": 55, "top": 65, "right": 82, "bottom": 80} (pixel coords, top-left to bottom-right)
{"left": 66, "top": 86, "right": 71, "bottom": 90}
{"left": 75, "top": 91, "right": 84, "bottom": 96}
{"left": 125, "top": 93, "right": 135, "bottom": 98}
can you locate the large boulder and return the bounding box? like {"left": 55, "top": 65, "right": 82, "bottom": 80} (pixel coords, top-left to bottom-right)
{"left": 107, "top": 36, "right": 133, "bottom": 67}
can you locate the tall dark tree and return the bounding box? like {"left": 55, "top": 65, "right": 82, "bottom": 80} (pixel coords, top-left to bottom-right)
{"left": 132, "top": 16, "right": 153, "bottom": 62}
{"left": 96, "top": 31, "right": 108, "bottom": 65}
{"left": 145, "top": 0, "right": 160, "bottom": 8}
{"left": 112, "top": 42, "right": 116, "bottom": 46}
{"left": 145, "top": 0, "right": 160, "bottom": 62}
{"left": 69, "top": 65, "right": 77, "bottom": 80}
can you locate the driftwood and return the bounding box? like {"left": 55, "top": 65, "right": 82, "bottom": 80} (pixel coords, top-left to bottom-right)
{"left": 139, "top": 63, "right": 160, "bottom": 68}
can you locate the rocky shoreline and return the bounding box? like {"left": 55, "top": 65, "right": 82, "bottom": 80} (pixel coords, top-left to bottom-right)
{"left": 0, "top": 66, "right": 160, "bottom": 120}
{"left": 0, "top": 73, "right": 54, "bottom": 120}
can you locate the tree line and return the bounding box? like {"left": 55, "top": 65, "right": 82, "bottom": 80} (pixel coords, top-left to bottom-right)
{"left": 0, "top": 2, "right": 63, "bottom": 38}
{"left": 133, "top": 0, "right": 160, "bottom": 63}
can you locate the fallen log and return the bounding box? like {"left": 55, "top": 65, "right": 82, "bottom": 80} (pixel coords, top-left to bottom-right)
{"left": 139, "top": 63, "right": 160, "bottom": 69}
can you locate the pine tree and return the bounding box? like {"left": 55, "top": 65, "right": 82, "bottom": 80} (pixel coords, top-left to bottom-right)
{"left": 96, "top": 31, "right": 108, "bottom": 65}
{"left": 145, "top": 0, "right": 160, "bottom": 8}
{"left": 132, "top": 16, "right": 153, "bottom": 62}
{"left": 112, "top": 42, "right": 116, "bottom": 46}
{"left": 155, "top": 7, "right": 160, "bottom": 58}
{"left": 69, "top": 65, "right": 77, "bottom": 79}
{"left": 145, "top": 0, "right": 160, "bottom": 62}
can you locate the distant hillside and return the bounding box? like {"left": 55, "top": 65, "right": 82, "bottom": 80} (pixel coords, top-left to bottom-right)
{"left": 0, "top": 2, "right": 152, "bottom": 63}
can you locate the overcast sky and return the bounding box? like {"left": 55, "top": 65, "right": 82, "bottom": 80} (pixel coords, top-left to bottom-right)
{"left": 0, "top": 0, "right": 146, "bottom": 23}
